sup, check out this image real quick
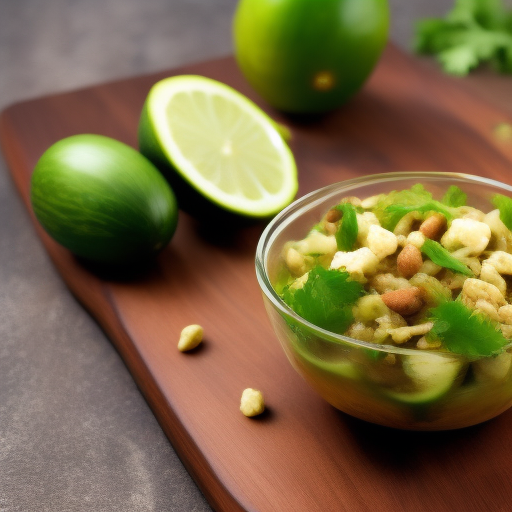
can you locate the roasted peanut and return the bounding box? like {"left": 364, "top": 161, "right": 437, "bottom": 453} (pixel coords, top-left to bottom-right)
{"left": 419, "top": 213, "right": 447, "bottom": 240}
{"left": 177, "top": 324, "right": 203, "bottom": 352}
{"left": 381, "top": 287, "right": 424, "bottom": 316}
{"left": 325, "top": 208, "right": 341, "bottom": 223}
{"left": 397, "top": 244, "right": 423, "bottom": 278}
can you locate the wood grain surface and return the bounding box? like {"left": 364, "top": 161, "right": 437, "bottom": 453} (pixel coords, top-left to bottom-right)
{"left": 2, "top": 45, "right": 512, "bottom": 512}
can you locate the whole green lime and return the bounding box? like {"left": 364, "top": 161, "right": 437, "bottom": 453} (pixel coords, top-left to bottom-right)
{"left": 30, "top": 134, "right": 178, "bottom": 264}
{"left": 233, "top": 0, "right": 389, "bottom": 113}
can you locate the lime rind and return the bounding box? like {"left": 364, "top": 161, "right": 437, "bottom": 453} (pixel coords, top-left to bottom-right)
{"left": 142, "top": 75, "right": 298, "bottom": 218}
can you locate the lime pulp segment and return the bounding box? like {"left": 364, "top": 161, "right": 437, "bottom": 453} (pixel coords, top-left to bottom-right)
{"left": 147, "top": 76, "right": 298, "bottom": 217}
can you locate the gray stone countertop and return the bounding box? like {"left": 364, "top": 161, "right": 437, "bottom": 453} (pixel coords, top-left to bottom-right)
{"left": 0, "top": 1, "right": 448, "bottom": 511}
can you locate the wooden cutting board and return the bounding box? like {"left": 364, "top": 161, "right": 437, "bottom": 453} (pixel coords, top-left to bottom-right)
{"left": 2, "top": 45, "right": 512, "bottom": 512}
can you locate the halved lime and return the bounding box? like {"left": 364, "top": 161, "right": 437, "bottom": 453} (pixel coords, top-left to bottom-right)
{"left": 138, "top": 75, "right": 298, "bottom": 218}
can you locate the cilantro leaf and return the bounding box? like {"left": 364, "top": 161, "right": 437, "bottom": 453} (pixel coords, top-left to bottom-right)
{"left": 371, "top": 184, "right": 453, "bottom": 231}
{"left": 414, "top": 0, "right": 512, "bottom": 76}
{"left": 448, "top": 0, "right": 509, "bottom": 31}
{"left": 282, "top": 266, "right": 364, "bottom": 334}
{"left": 371, "top": 184, "right": 432, "bottom": 230}
{"left": 492, "top": 193, "right": 512, "bottom": 230}
{"left": 421, "top": 238, "right": 473, "bottom": 276}
{"left": 334, "top": 203, "right": 358, "bottom": 251}
{"left": 442, "top": 185, "right": 467, "bottom": 207}
{"left": 385, "top": 201, "right": 453, "bottom": 228}
{"left": 427, "top": 300, "right": 509, "bottom": 357}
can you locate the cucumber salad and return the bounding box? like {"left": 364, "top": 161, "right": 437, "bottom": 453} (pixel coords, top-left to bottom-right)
{"left": 275, "top": 184, "right": 512, "bottom": 429}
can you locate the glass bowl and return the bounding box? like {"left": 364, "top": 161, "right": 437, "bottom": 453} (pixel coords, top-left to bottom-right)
{"left": 255, "top": 172, "right": 512, "bottom": 430}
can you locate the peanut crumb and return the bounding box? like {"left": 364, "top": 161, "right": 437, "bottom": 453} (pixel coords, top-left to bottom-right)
{"left": 240, "top": 388, "right": 265, "bottom": 417}
{"left": 177, "top": 324, "right": 203, "bottom": 352}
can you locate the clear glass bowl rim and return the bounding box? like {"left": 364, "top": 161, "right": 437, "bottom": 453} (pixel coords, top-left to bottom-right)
{"left": 255, "top": 171, "right": 512, "bottom": 357}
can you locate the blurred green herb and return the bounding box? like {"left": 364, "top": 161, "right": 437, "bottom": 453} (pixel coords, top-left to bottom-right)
{"left": 492, "top": 193, "right": 512, "bottom": 230}
{"left": 442, "top": 185, "right": 467, "bottom": 207}
{"left": 421, "top": 238, "right": 473, "bottom": 276}
{"left": 427, "top": 300, "right": 509, "bottom": 357}
{"left": 386, "top": 201, "right": 452, "bottom": 227}
{"left": 414, "top": 0, "right": 512, "bottom": 76}
{"left": 371, "top": 184, "right": 452, "bottom": 231}
{"left": 334, "top": 203, "right": 358, "bottom": 251}
{"left": 282, "top": 266, "right": 364, "bottom": 334}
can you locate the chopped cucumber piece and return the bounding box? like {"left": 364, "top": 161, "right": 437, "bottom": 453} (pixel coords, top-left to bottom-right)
{"left": 307, "top": 358, "right": 360, "bottom": 380}
{"left": 294, "top": 343, "right": 359, "bottom": 380}
{"left": 290, "top": 338, "right": 359, "bottom": 380}
{"left": 386, "top": 352, "right": 463, "bottom": 405}
{"left": 286, "top": 325, "right": 360, "bottom": 380}
{"left": 473, "top": 352, "right": 512, "bottom": 381}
